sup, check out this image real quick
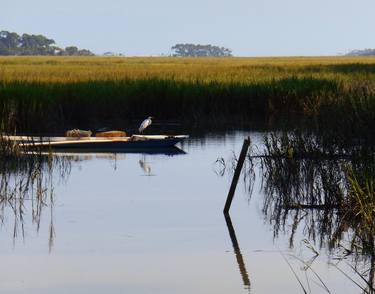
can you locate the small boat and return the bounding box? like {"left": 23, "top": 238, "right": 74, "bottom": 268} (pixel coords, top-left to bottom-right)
{"left": 4, "top": 134, "right": 189, "bottom": 151}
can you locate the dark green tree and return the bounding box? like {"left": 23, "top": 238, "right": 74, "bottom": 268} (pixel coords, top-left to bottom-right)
{"left": 20, "top": 33, "right": 56, "bottom": 55}
{"left": 0, "top": 30, "right": 94, "bottom": 56}
{"left": 0, "top": 31, "right": 21, "bottom": 54}
{"left": 64, "top": 46, "right": 79, "bottom": 55}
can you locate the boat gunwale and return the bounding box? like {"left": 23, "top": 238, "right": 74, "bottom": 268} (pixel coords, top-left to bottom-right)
{"left": 5, "top": 135, "right": 189, "bottom": 142}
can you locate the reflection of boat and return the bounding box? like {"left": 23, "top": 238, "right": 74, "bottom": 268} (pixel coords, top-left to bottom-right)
{"left": 6, "top": 135, "right": 189, "bottom": 151}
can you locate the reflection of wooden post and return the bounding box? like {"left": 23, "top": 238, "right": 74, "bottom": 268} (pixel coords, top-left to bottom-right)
{"left": 224, "top": 137, "right": 250, "bottom": 214}
{"left": 368, "top": 236, "right": 375, "bottom": 292}
{"left": 369, "top": 254, "right": 375, "bottom": 292}
{"left": 224, "top": 214, "right": 251, "bottom": 291}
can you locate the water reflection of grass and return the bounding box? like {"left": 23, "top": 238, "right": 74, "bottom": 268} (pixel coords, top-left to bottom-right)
{"left": 246, "top": 130, "right": 375, "bottom": 292}
{"left": 0, "top": 153, "right": 71, "bottom": 250}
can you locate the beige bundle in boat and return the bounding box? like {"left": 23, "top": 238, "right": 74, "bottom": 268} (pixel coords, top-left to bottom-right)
{"left": 66, "top": 129, "right": 92, "bottom": 137}
{"left": 95, "top": 130, "right": 127, "bottom": 137}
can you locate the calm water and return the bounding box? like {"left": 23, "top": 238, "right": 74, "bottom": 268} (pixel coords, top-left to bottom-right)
{"left": 0, "top": 131, "right": 363, "bottom": 293}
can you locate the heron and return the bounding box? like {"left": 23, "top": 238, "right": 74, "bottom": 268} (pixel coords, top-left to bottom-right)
{"left": 138, "top": 116, "right": 153, "bottom": 133}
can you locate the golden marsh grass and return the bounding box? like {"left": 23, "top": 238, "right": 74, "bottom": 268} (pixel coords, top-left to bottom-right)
{"left": 1, "top": 56, "right": 375, "bottom": 83}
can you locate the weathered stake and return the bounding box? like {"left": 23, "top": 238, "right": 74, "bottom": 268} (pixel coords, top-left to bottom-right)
{"left": 223, "top": 137, "right": 250, "bottom": 214}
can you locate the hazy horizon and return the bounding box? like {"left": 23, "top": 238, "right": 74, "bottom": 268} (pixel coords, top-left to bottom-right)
{"left": 2, "top": 0, "right": 375, "bottom": 56}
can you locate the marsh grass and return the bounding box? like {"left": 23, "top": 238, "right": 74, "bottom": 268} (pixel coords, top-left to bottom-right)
{"left": 1, "top": 56, "right": 375, "bottom": 132}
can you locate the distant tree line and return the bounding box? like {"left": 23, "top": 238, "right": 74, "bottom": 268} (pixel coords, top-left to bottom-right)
{"left": 0, "top": 30, "right": 94, "bottom": 56}
{"left": 171, "top": 44, "right": 232, "bottom": 57}
{"left": 346, "top": 48, "right": 375, "bottom": 56}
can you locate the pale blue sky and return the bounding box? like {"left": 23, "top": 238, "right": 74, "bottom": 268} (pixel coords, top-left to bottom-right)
{"left": 2, "top": 0, "right": 374, "bottom": 56}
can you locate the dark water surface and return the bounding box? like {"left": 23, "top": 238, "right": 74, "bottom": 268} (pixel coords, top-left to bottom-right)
{"left": 0, "top": 132, "right": 361, "bottom": 293}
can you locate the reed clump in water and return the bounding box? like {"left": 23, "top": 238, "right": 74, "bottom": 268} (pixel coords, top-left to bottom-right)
{"left": 245, "top": 131, "right": 375, "bottom": 292}
{"left": 0, "top": 106, "right": 20, "bottom": 157}
{"left": 346, "top": 168, "right": 375, "bottom": 247}
{"left": 0, "top": 142, "right": 71, "bottom": 247}
{"left": 251, "top": 130, "right": 375, "bottom": 254}
{"left": 0, "top": 99, "right": 85, "bottom": 247}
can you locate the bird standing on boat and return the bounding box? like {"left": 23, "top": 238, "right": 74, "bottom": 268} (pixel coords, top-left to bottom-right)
{"left": 139, "top": 116, "right": 153, "bottom": 133}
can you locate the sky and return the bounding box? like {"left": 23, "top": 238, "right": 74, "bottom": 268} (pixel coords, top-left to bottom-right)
{"left": 1, "top": 0, "right": 375, "bottom": 56}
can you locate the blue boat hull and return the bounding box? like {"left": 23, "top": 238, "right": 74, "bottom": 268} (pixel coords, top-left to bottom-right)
{"left": 42, "top": 138, "right": 184, "bottom": 150}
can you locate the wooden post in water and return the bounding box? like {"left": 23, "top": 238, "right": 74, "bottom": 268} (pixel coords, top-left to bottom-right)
{"left": 223, "top": 137, "right": 250, "bottom": 214}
